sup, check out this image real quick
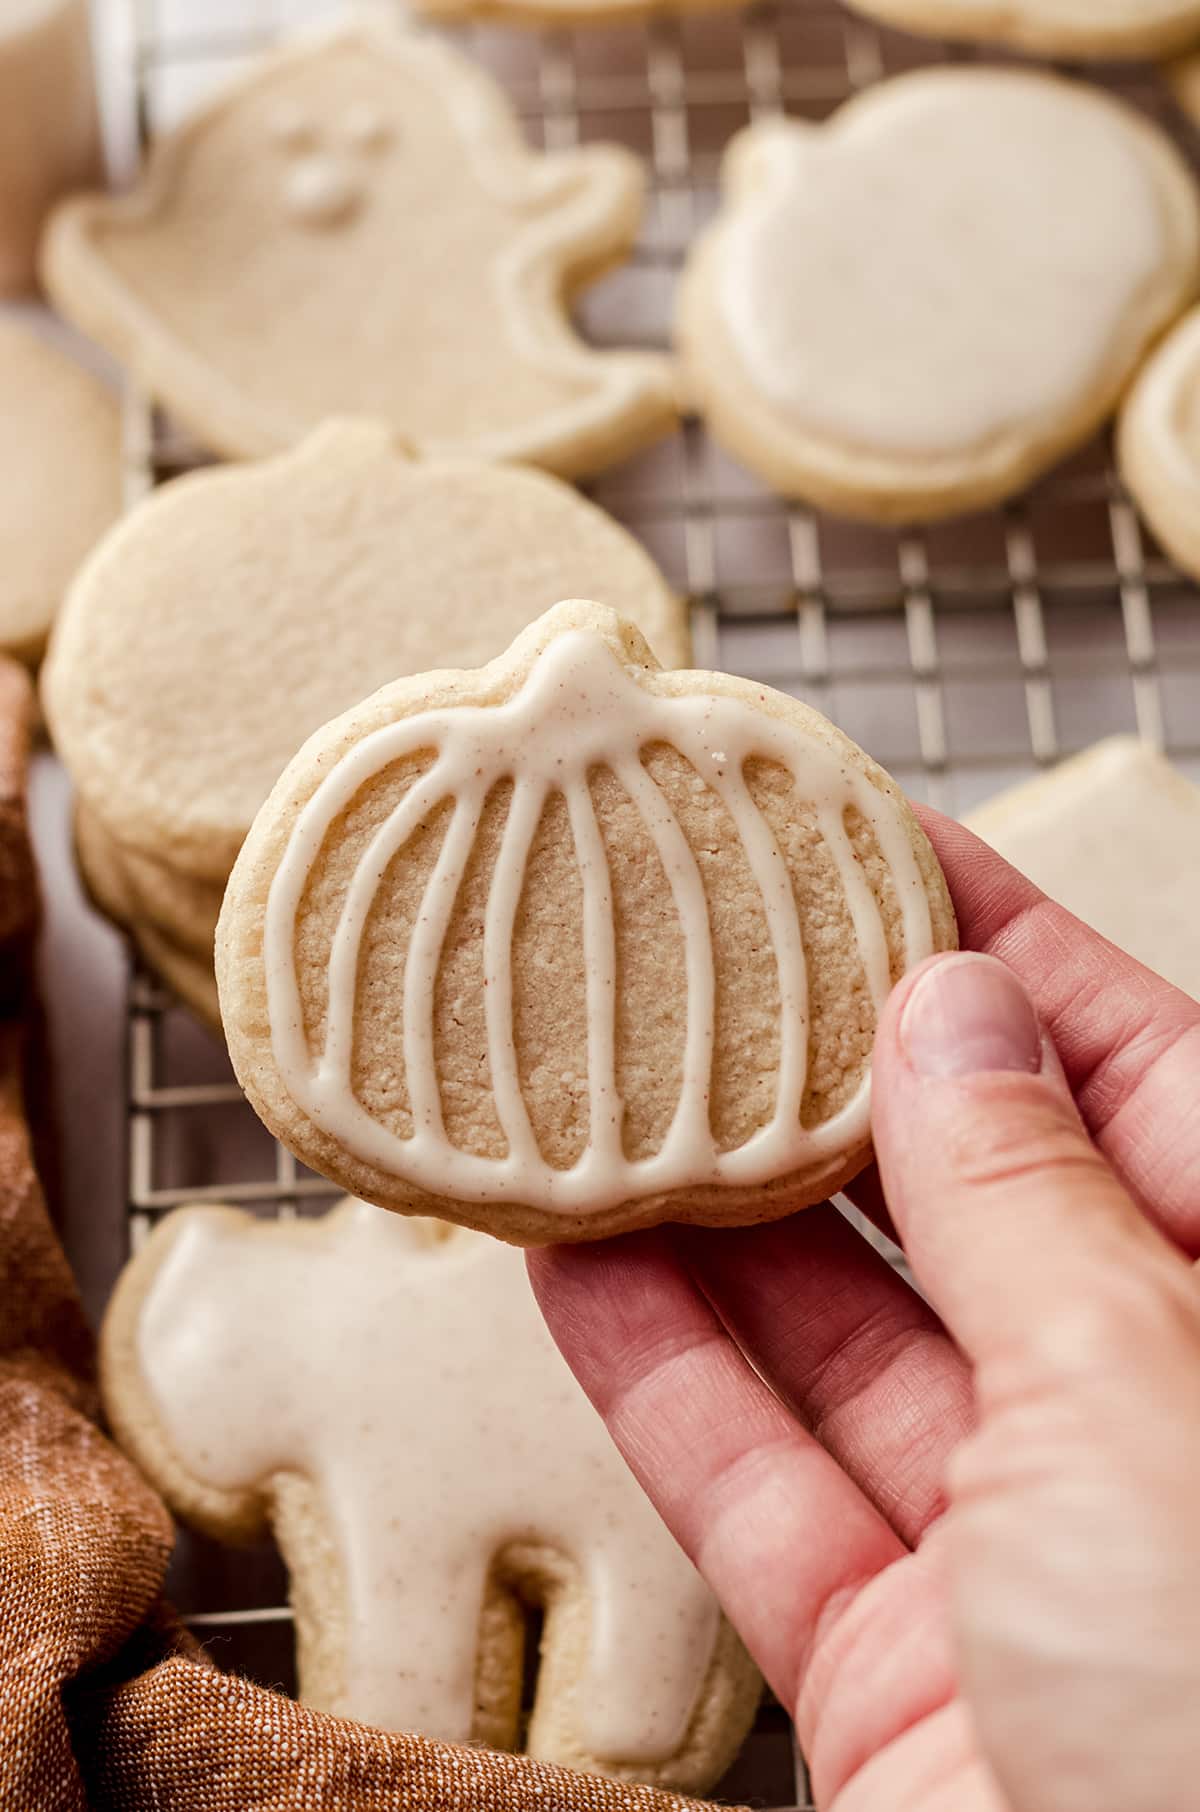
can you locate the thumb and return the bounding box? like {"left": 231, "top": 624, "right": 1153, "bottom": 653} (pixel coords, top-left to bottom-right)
{"left": 871, "top": 951, "right": 1191, "bottom": 1372}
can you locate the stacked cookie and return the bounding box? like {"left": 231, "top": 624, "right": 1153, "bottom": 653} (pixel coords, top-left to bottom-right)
{"left": 43, "top": 421, "right": 688, "bottom": 1025}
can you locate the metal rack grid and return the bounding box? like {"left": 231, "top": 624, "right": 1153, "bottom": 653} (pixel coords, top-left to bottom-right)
{"left": 109, "top": 0, "right": 1200, "bottom": 1805}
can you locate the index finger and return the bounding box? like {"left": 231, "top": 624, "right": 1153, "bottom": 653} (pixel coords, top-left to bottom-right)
{"left": 917, "top": 808, "right": 1200, "bottom": 1253}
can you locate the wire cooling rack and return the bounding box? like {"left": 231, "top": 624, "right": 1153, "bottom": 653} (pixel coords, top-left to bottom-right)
{"left": 105, "top": 0, "right": 1200, "bottom": 1804}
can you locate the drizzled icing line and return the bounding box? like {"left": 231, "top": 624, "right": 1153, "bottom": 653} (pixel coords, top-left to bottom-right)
{"left": 264, "top": 629, "right": 935, "bottom": 1213}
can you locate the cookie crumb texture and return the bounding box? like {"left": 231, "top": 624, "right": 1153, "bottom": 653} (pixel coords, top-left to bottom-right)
{"left": 101, "top": 1200, "right": 761, "bottom": 1791}
{"left": 219, "top": 602, "right": 955, "bottom": 1241}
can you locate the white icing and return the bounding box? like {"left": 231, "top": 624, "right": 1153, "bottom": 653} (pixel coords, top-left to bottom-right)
{"left": 137, "top": 1199, "right": 722, "bottom": 1760}
{"left": 264, "top": 627, "right": 935, "bottom": 1213}
{"left": 718, "top": 75, "right": 1168, "bottom": 456}
{"left": 284, "top": 153, "right": 362, "bottom": 227}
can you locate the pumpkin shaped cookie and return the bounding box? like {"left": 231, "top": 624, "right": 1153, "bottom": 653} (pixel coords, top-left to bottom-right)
{"left": 217, "top": 600, "right": 956, "bottom": 1242}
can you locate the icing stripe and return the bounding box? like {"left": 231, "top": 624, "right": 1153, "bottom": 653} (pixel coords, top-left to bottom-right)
{"left": 564, "top": 774, "right": 622, "bottom": 1168}
{"left": 483, "top": 778, "right": 547, "bottom": 1168}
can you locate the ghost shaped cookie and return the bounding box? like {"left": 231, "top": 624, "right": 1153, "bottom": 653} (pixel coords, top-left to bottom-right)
{"left": 216, "top": 599, "right": 956, "bottom": 1243}
{"left": 41, "top": 22, "right": 674, "bottom": 478}
{"left": 46, "top": 421, "right": 685, "bottom": 1029}
{"left": 0, "top": 317, "right": 120, "bottom": 663}
{"left": 676, "top": 69, "right": 1200, "bottom": 525}
{"left": 101, "top": 1197, "right": 761, "bottom": 1789}
{"left": 843, "top": 0, "right": 1200, "bottom": 58}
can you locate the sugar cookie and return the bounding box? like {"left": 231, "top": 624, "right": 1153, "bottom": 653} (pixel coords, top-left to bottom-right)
{"left": 0, "top": 317, "right": 120, "bottom": 664}
{"left": 44, "top": 420, "right": 686, "bottom": 889}
{"left": 52, "top": 423, "right": 682, "bottom": 1026}
{"left": 73, "top": 807, "right": 221, "bottom": 1026}
{"left": 967, "top": 739, "right": 1200, "bottom": 1001}
{"left": 217, "top": 599, "right": 956, "bottom": 1242}
{"left": 42, "top": 21, "right": 674, "bottom": 477}
{"left": 0, "top": 0, "right": 101, "bottom": 294}
{"left": 676, "top": 69, "right": 1200, "bottom": 524}
{"left": 1117, "top": 303, "right": 1200, "bottom": 579}
{"left": 101, "top": 1196, "right": 761, "bottom": 1789}
{"left": 844, "top": 0, "right": 1200, "bottom": 58}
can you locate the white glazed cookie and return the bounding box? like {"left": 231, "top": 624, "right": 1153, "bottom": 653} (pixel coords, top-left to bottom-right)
{"left": 0, "top": 0, "right": 101, "bottom": 294}
{"left": 842, "top": 0, "right": 1200, "bottom": 58}
{"left": 676, "top": 69, "right": 1200, "bottom": 524}
{"left": 41, "top": 21, "right": 675, "bottom": 477}
{"left": 216, "top": 599, "right": 957, "bottom": 1243}
{"left": 967, "top": 739, "right": 1200, "bottom": 1001}
{"left": 44, "top": 420, "right": 686, "bottom": 890}
{"left": 1117, "top": 304, "right": 1200, "bottom": 581}
{"left": 101, "top": 1197, "right": 761, "bottom": 1789}
{"left": 0, "top": 317, "right": 120, "bottom": 663}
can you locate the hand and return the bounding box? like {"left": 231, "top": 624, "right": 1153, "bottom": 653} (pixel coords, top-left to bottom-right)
{"left": 528, "top": 810, "right": 1200, "bottom": 1812}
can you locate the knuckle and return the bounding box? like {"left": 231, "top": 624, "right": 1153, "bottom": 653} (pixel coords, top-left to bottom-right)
{"left": 943, "top": 1086, "right": 1105, "bottom": 1199}
{"left": 1029, "top": 1264, "right": 1200, "bottom": 1385}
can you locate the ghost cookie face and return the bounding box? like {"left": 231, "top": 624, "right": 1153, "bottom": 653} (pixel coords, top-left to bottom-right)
{"left": 844, "top": 0, "right": 1200, "bottom": 59}
{"left": 41, "top": 23, "right": 675, "bottom": 478}
{"left": 677, "top": 69, "right": 1200, "bottom": 525}
{"left": 101, "top": 1199, "right": 761, "bottom": 1789}
{"left": 217, "top": 601, "right": 956, "bottom": 1243}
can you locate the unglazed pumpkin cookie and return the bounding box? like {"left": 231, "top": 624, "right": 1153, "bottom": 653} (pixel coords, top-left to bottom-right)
{"left": 676, "top": 69, "right": 1200, "bottom": 524}
{"left": 45, "top": 419, "right": 686, "bottom": 884}
{"left": 41, "top": 20, "right": 674, "bottom": 477}
{"left": 101, "top": 1196, "right": 761, "bottom": 1788}
{"left": 0, "top": 317, "right": 120, "bottom": 663}
{"left": 844, "top": 0, "right": 1200, "bottom": 58}
{"left": 216, "top": 600, "right": 957, "bottom": 1243}
{"left": 967, "top": 738, "right": 1200, "bottom": 1001}
{"left": 73, "top": 807, "right": 222, "bottom": 1027}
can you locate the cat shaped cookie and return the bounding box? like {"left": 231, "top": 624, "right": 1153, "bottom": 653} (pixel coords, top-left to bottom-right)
{"left": 676, "top": 68, "right": 1200, "bottom": 524}
{"left": 101, "top": 1197, "right": 761, "bottom": 1790}
{"left": 41, "top": 22, "right": 674, "bottom": 477}
{"left": 844, "top": 0, "right": 1200, "bottom": 59}
{"left": 216, "top": 600, "right": 956, "bottom": 1243}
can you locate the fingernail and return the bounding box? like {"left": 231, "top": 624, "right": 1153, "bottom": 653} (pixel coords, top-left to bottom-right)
{"left": 900, "top": 953, "right": 1042, "bottom": 1079}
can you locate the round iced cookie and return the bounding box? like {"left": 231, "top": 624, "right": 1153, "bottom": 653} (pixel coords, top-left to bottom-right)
{"left": 216, "top": 599, "right": 957, "bottom": 1245}
{"left": 0, "top": 317, "right": 120, "bottom": 663}
{"left": 101, "top": 1197, "right": 761, "bottom": 1788}
{"left": 676, "top": 68, "right": 1200, "bottom": 524}
{"left": 41, "top": 19, "right": 674, "bottom": 478}
{"left": 843, "top": 0, "right": 1200, "bottom": 58}
{"left": 43, "top": 419, "right": 687, "bottom": 887}
{"left": 1118, "top": 304, "right": 1200, "bottom": 581}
